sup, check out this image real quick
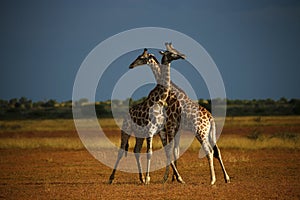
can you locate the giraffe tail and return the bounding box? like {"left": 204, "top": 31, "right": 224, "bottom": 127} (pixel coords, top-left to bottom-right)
{"left": 209, "top": 119, "right": 217, "bottom": 148}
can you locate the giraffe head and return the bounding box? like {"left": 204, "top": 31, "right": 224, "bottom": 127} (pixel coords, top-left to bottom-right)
{"left": 160, "top": 42, "right": 186, "bottom": 65}
{"left": 129, "top": 48, "right": 159, "bottom": 69}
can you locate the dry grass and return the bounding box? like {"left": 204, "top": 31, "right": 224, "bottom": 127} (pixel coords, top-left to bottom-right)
{"left": 0, "top": 116, "right": 299, "bottom": 150}
{"left": 1, "top": 116, "right": 299, "bottom": 132}
{"left": 0, "top": 138, "right": 83, "bottom": 150}
{"left": 218, "top": 135, "right": 300, "bottom": 150}
{"left": 0, "top": 119, "right": 76, "bottom": 132}
{"left": 224, "top": 116, "right": 300, "bottom": 127}
{"left": 0, "top": 134, "right": 299, "bottom": 150}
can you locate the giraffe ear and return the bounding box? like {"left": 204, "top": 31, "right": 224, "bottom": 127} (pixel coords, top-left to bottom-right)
{"left": 159, "top": 50, "right": 165, "bottom": 55}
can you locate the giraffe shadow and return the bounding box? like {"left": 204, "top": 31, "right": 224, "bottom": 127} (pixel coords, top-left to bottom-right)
{"left": 105, "top": 179, "right": 183, "bottom": 185}
{"left": 105, "top": 180, "right": 145, "bottom": 185}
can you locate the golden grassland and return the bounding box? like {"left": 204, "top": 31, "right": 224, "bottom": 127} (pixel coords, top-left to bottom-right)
{"left": 0, "top": 138, "right": 83, "bottom": 150}
{"left": 0, "top": 116, "right": 299, "bottom": 150}
{"left": 0, "top": 119, "right": 76, "bottom": 132}
{"left": 1, "top": 116, "right": 299, "bottom": 132}
{"left": 224, "top": 115, "right": 300, "bottom": 127}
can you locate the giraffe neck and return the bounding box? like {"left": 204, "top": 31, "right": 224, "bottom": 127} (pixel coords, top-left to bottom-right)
{"left": 148, "top": 62, "right": 161, "bottom": 84}
{"left": 159, "top": 63, "right": 171, "bottom": 89}
{"left": 148, "top": 59, "right": 170, "bottom": 106}
{"left": 148, "top": 58, "right": 170, "bottom": 89}
{"left": 148, "top": 57, "right": 196, "bottom": 116}
{"left": 149, "top": 57, "right": 189, "bottom": 106}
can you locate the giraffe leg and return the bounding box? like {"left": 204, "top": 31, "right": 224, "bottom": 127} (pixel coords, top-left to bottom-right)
{"left": 163, "top": 135, "right": 185, "bottom": 184}
{"left": 162, "top": 139, "right": 171, "bottom": 183}
{"left": 145, "top": 137, "right": 153, "bottom": 184}
{"left": 134, "top": 137, "right": 145, "bottom": 184}
{"left": 172, "top": 131, "right": 181, "bottom": 182}
{"left": 170, "top": 132, "right": 184, "bottom": 184}
{"left": 196, "top": 135, "right": 216, "bottom": 185}
{"left": 213, "top": 145, "right": 230, "bottom": 183}
{"left": 170, "top": 161, "right": 185, "bottom": 183}
{"left": 207, "top": 150, "right": 216, "bottom": 185}
{"left": 159, "top": 130, "right": 171, "bottom": 183}
{"left": 108, "top": 149, "right": 124, "bottom": 184}
{"left": 109, "top": 130, "right": 130, "bottom": 184}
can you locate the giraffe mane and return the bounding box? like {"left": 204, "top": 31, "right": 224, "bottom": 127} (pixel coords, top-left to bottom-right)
{"left": 148, "top": 54, "right": 159, "bottom": 65}
{"left": 171, "top": 81, "right": 187, "bottom": 95}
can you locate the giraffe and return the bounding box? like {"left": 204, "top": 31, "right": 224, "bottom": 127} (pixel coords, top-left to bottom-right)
{"left": 128, "top": 44, "right": 230, "bottom": 185}
{"left": 128, "top": 47, "right": 185, "bottom": 183}
{"left": 127, "top": 47, "right": 184, "bottom": 183}
{"left": 108, "top": 43, "right": 185, "bottom": 184}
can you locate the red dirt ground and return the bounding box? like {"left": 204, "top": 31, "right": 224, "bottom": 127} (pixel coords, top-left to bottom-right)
{"left": 0, "top": 147, "right": 299, "bottom": 199}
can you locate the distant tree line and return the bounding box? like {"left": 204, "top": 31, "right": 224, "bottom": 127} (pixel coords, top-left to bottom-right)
{"left": 0, "top": 97, "right": 73, "bottom": 119}
{"left": 224, "top": 97, "right": 300, "bottom": 116}
{"left": 0, "top": 97, "right": 299, "bottom": 120}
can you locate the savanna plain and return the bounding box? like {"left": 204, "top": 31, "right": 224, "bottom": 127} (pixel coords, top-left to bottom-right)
{"left": 0, "top": 116, "right": 299, "bottom": 199}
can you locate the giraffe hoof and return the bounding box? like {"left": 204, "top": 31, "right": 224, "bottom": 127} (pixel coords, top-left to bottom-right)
{"left": 145, "top": 177, "right": 150, "bottom": 185}
{"left": 210, "top": 177, "right": 216, "bottom": 185}
{"left": 226, "top": 174, "right": 230, "bottom": 183}
{"left": 108, "top": 179, "right": 114, "bottom": 184}
{"left": 177, "top": 177, "right": 185, "bottom": 184}
{"left": 171, "top": 175, "right": 176, "bottom": 182}
{"left": 162, "top": 178, "right": 167, "bottom": 184}
{"left": 225, "top": 177, "right": 230, "bottom": 183}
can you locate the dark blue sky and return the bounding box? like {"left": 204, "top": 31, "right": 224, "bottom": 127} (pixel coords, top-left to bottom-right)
{"left": 1, "top": 0, "right": 299, "bottom": 101}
